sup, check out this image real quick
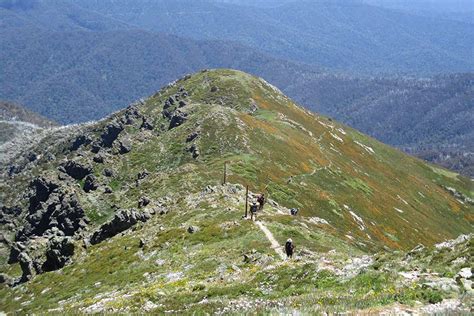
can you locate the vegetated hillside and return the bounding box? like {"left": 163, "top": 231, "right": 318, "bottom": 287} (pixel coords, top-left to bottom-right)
{"left": 0, "top": 101, "right": 56, "bottom": 127}
{"left": 0, "top": 70, "right": 472, "bottom": 313}
{"left": 293, "top": 73, "right": 474, "bottom": 148}
{"left": 0, "top": 0, "right": 131, "bottom": 32}
{"left": 70, "top": 0, "right": 473, "bottom": 74}
{"left": 0, "top": 101, "right": 57, "bottom": 153}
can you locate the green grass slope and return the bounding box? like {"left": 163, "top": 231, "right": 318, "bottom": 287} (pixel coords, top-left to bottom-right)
{"left": 0, "top": 69, "right": 472, "bottom": 313}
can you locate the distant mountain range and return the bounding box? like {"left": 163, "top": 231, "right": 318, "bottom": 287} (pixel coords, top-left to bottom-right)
{"left": 73, "top": 0, "right": 474, "bottom": 75}
{"left": 0, "top": 0, "right": 473, "bottom": 176}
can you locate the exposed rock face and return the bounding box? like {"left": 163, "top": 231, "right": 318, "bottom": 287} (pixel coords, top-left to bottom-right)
{"left": 28, "top": 177, "right": 59, "bottom": 213}
{"left": 188, "top": 144, "right": 200, "bottom": 159}
{"left": 1, "top": 205, "right": 22, "bottom": 225}
{"left": 93, "top": 154, "right": 105, "bottom": 163}
{"left": 444, "top": 186, "right": 474, "bottom": 205}
{"left": 100, "top": 122, "right": 124, "bottom": 147}
{"left": 103, "top": 168, "right": 115, "bottom": 177}
{"left": 18, "top": 252, "right": 35, "bottom": 283}
{"left": 186, "top": 131, "right": 200, "bottom": 143}
{"left": 121, "top": 106, "right": 142, "bottom": 125}
{"left": 43, "top": 237, "right": 75, "bottom": 272}
{"left": 17, "top": 182, "right": 89, "bottom": 242}
{"left": 8, "top": 242, "right": 25, "bottom": 264}
{"left": 119, "top": 138, "right": 132, "bottom": 154}
{"left": 140, "top": 117, "right": 154, "bottom": 130}
{"left": 169, "top": 111, "right": 188, "bottom": 129}
{"left": 90, "top": 209, "right": 151, "bottom": 245}
{"left": 83, "top": 175, "right": 99, "bottom": 193}
{"left": 138, "top": 196, "right": 151, "bottom": 208}
{"left": 70, "top": 135, "right": 92, "bottom": 151}
{"left": 61, "top": 161, "right": 92, "bottom": 180}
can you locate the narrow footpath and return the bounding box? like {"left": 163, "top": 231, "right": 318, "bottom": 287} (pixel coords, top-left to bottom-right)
{"left": 255, "top": 221, "right": 286, "bottom": 260}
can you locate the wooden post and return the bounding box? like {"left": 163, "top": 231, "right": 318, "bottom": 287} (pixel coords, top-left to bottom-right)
{"left": 223, "top": 161, "right": 227, "bottom": 185}
{"left": 245, "top": 185, "right": 249, "bottom": 218}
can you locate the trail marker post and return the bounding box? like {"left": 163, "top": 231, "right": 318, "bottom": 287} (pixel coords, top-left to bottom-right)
{"left": 245, "top": 185, "right": 249, "bottom": 218}
{"left": 223, "top": 161, "right": 228, "bottom": 185}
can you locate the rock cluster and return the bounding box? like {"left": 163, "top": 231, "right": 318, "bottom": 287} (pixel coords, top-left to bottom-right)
{"left": 90, "top": 209, "right": 151, "bottom": 245}
{"left": 60, "top": 160, "right": 92, "bottom": 180}
{"left": 161, "top": 87, "right": 190, "bottom": 130}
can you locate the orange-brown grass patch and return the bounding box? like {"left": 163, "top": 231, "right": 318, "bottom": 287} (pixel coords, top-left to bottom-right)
{"left": 238, "top": 113, "right": 279, "bottom": 134}
{"left": 464, "top": 213, "right": 474, "bottom": 224}
{"left": 369, "top": 225, "right": 401, "bottom": 249}
{"left": 252, "top": 94, "right": 272, "bottom": 110}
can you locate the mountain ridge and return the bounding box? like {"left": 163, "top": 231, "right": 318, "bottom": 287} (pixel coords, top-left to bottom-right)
{"left": 0, "top": 69, "right": 472, "bottom": 313}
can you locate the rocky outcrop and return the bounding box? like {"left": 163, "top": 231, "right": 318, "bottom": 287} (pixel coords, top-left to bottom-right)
{"left": 43, "top": 236, "right": 75, "bottom": 272}
{"left": 1, "top": 205, "right": 22, "bottom": 226}
{"left": 90, "top": 209, "right": 151, "bottom": 245}
{"left": 138, "top": 196, "right": 151, "bottom": 208}
{"left": 100, "top": 122, "right": 124, "bottom": 147}
{"left": 70, "top": 135, "right": 92, "bottom": 151}
{"left": 169, "top": 110, "right": 188, "bottom": 129}
{"left": 93, "top": 154, "right": 105, "bottom": 163}
{"left": 17, "top": 180, "right": 89, "bottom": 243}
{"left": 188, "top": 144, "right": 200, "bottom": 159}
{"left": 28, "top": 177, "right": 59, "bottom": 213}
{"left": 83, "top": 175, "right": 99, "bottom": 193}
{"left": 186, "top": 131, "right": 200, "bottom": 143}
{"left": 121, "top": 106, "right": 142, "bottom": 125}
{"left": 18, "top": 252, "right": 35, "bottom": 283}
{"left": 103, "top": 168, "right": 115, "bottom": 177}
{"left": 187, "top": 226, "right": 200, "bottom": 234}
{"left": 119, "top": 138, "right": 132, "bottom": 154}
{"left": 140, "top": 117, "right": 154, "bottom": 130}
{"left": 60, "top": 160, "right": 92, "bottom": 180}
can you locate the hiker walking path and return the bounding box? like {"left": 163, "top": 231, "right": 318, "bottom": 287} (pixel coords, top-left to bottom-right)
{"left": 255, "top": 221, "right": 286, "bottom": 260}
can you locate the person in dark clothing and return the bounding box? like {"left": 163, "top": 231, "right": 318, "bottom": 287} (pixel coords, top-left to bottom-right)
{"left": 250, "top": 202, "right": 258, "bottom": 221}
{"left": 285, "top": 238, "right": 295, "bottom": 259}
{"left": 290, "top": 208, "right": 298, "bottom": 216}
{"left": 257, "top": 194, "right": 266, "bottom": 210}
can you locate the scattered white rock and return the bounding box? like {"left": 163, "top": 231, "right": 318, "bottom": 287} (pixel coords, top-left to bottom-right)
{"left": 308, "top": 217, "right": 329, "bottom": 225}
{"left": 330, "top": 132, "right": 343, "bottom": 143}
{"left": 143, "top": 301, "right": 159, "bottom": 312}
{"left": 435, "top": 234, "right": 471, "bottom": 249}
{"left": 166, "top": 272, "right": 184, "bottom": 282}
{"left": 354, "top": 141, "right": 375, "bottom": 154}
{"left": 349, "top": 211, "right": 365, "bottom": 231}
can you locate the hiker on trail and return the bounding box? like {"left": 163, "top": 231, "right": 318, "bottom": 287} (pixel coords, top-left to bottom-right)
{"left": 285, "top": 238, "right": 295, "bottom": 259}
{"left": 290, "top": 208, "right": 298, "bottom": 216}
{"left": 257, "top": 194, "right": 266, "bottom": 210}
{"left": 250, "top": 202, "right": 258, "bottom": 221}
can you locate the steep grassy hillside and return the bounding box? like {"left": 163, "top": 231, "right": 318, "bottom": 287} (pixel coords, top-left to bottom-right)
{"left": 0, "top": 70, "right": 472, "bottom": 313}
